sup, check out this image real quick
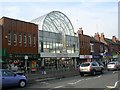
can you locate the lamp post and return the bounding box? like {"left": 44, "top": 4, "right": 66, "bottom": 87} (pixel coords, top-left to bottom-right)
{"left": 24, "top": 55, "right": 28, "bottom": 74}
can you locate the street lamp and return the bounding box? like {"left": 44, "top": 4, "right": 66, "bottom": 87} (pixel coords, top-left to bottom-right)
{"left": 24, "top": 55, "right": 28, "bottom": 74}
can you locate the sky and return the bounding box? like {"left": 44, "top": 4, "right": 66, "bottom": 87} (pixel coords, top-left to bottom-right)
{"left": 0, "top": 0, "right": 118, "bottom": 39}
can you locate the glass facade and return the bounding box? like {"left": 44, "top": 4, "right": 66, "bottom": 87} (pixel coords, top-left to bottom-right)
{"left": 31, "top": 11, "right": 79, "bottom": 72}
{"left": 39, "top": 30, "right": 78, "bottom": 54}
{"left": 31, "top": 11, "right": 75, "bottom": 36}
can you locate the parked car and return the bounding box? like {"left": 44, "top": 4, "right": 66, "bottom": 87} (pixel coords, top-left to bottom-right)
{"left": 107, "top": 61, "right": 120, "bottom": 71}
{"left": 79, "top": 61, "right": 104, "bottom": 76}
{"left": 0, "top": 69, "right": 27, "bottom": 88}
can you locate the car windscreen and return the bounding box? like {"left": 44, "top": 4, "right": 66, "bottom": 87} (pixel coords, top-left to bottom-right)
{"left": 81, "top": 63, "right": 90, "bottom": 67}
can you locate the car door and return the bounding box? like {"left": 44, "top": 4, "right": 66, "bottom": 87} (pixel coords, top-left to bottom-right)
{"left": 92, "top": 62, "right": 100, "bottom": 71}
{"left": 95, "top": 62, "right": 101, "bottom": 71}
{"left": 2, "top": 70, "right": 18, "bottom": 87}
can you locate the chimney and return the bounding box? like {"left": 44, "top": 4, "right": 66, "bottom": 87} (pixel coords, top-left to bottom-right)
{"left": 112, "top": 36, "right": 117, "bottom": 42}
{"left": 100, "top": 33, "right": 105, "bottom": 40}
{"left": 77, "top": 27, "right": 83, "bottom": 35}
{"left": 94, "top": 32, "right": 100, "bottom": 41}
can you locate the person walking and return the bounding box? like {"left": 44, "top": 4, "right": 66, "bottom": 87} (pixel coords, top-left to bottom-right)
{"left": 41, "top": 66, "right": 46, "bottom": 75}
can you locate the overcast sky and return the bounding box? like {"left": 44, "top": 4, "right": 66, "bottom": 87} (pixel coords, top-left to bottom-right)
{"left": 0, "top": 0, "right": 118, "bottom": 39}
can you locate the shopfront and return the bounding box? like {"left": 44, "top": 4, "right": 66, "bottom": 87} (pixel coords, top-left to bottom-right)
{"left": 6, "top": 53, "right": 40, "bottom": 73}
{"left": 41, "top": 53, "right": 79, "bottom": 72}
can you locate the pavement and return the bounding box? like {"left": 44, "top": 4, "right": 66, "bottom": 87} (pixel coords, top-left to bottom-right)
{"left": 25, "top": 69, "right": 79, "bottom": 84}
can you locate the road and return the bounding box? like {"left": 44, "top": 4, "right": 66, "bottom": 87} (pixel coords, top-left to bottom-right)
{"left": 4, "top": 70, "right": 119, "bottom": 90}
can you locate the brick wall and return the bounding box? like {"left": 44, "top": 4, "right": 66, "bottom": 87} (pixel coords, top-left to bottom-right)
{"left": 1, "top": 17, "right": 38, "bottom": 54}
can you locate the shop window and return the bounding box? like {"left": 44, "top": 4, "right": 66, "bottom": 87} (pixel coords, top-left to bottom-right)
{"left": 8, "top": 32, "right": 11, "bottom": 45}
{"left": 13, "top": 33, "right": 17, "bottom": 46}
{"left": 19, "top": 34, "right": 22, "bottom": 46}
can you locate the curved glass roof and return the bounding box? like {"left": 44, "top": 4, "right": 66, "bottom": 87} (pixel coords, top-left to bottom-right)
{"left": 31, "top": 11, "right": 75, "bottom": 36}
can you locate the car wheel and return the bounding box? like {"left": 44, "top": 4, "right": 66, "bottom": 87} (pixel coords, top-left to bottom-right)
{"left": 80, "top": 73, "right": 84, "bottom": 76}
{"left": 19, "top": 80, "right": 26, "bottom": 88}
{"left": 101, "top": 69, "right": 103, "bottom": 74}
{"left": 92, "top": 70, "right": 96, "bottom": 76}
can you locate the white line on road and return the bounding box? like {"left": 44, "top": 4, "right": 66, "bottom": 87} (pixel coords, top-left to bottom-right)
{"left": 86, "top": 78, "right": 92, "bottom": 80}
{"left": 106, "top": 81, "right": 119, "bottom": 88}
{"left": 68, "top": 79, "right": 84, "bottom": 85}
{"left": 94, "top": 75, "right": 102, "bottom": 79}
{"left": 35, "top": 78, "right": 55, "bottom": 82}
{"left": 68, "top": 75, "right": 102, "bottom": 85}
{"left": 54, "top": 85, "right": 64, "bottom": 88}
{"left": 68, "top": 83, "right": 74, "bottom": 85}
{"left": 113, "top": 71, "right": 118, "bottom": 74}
{"left": 41, "top": 82, "right": 49, "bottom": 85}
{"left": 98, "top": 75, "right": 102, "bottom": 77}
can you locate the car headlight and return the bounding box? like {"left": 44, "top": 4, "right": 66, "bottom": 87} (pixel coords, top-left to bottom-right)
{"left": 22, "top": 75, "right": 26, "bottom": 78}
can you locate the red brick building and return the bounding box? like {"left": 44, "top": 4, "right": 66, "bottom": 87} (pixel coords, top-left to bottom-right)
{"left": 90, "top": 36, "right": 104, "bottom": 60}
{"left": 77, "top": 28, "right": 91, "bottom": 63}
{"left": 112, "top": 36, "right": 120, "bottom": 54}
{"left": 0, "top": 17, "right": 39, "bottom": 71}
{"left": 94, "top": 33, "right": 120, "bottom": 61}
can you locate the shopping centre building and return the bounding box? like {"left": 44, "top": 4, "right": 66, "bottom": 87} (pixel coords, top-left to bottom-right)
{"left": 0, "top": 11, "right": 79, "bottom": 73}
{"left": 31, "top": 11, "right": 79, "bottom": 71}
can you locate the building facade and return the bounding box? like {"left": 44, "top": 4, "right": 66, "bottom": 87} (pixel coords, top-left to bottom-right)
{"left": 77, "top": 28, "right": 91, "bottom": 63}
{"left": 94, "top": 33, "right": 120, "bottom": 62}
{"left": 0, "top": 17, "right": 39, "bottom": 72}
{"left": 31, "top": 11, "right": 79, "bottom": 72}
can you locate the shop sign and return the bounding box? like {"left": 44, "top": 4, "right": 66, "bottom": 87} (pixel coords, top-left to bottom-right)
{"left": 56, "top": 53, "right": 68, "bottom": 57}
{"left": 80, "top": 55, "right": 84, "bottom": 58}
{"left": 84, "top": 55, "right": 92, "bottom": 58}
{"left": 24, "top": 56, "right": 28, "bottom": 59}
{"left": 80, "top": 55, "right": 92, "bottom": 59}
{"left": 93, "top": 55, "right": 102, "bottom": 59}
{"left": 8, "top": 54, "right": 39, "bottom": 59}
{"left": 41, "top": 53, "right": 79, "bottom": 58}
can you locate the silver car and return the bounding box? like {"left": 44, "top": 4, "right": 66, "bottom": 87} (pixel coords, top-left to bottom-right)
{"left": 79, "top": 61, "right": 104, "bottom": 76}
{"left": 107, "top": 61, "right": 120, "bottom": 71}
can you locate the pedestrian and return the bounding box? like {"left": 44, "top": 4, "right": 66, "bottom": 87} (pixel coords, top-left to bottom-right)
{"left": 41, "top": 66, "right": 46, "bottom": 75}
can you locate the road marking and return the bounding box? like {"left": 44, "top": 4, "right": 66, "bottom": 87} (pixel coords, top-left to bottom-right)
{"left": 86, "top": 78, "right": 92, "bottom": 80}
{"left": 36, "top": 78, "right": 55, "bottom": 82}
{"left": 54, "top": 85, "right": 64, "bottom": 88}
{"left": 106, "top": 81, "right": 119, "bottom": 88}
{"left": 113, "top": 71, "right": 118, "bottom": 74}
{"left": 68, "top": 83, "right": 74, "bottom": 85}
{"left": 98, "top": 75, "right": 102, "bottom": 77}
{"left": 68, "top": 79, "right": 84, "bottom": 85}
{"left": 68, "top": 75, "right": 102, "bottom": 85}
{"left": 41, "top": 82, "right": 49, "bottom": 85}
{"left": 94, "top": 75, "right": 102, "bottom": 79}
